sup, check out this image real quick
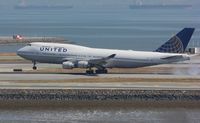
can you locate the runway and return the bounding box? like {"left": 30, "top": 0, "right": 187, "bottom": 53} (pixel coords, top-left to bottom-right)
{"left": 0, "top": 80, "right": 200, "bottom": 90}
{"left": 1, "top": 72, "right": 200, "bottom": 80}
{"left": 0, "top": 63, "right": 200, "bottom": 90}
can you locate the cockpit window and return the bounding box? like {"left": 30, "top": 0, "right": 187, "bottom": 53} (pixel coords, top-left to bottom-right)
{"left": 27, "top": 44, "right": 31, "bottom": 46}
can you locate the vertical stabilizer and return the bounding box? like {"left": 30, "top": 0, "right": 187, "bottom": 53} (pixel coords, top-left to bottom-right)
{"left": 155, "top": 28, "right": 195, "bottom": 53}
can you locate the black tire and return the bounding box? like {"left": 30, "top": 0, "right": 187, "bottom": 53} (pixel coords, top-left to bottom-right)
{"left": 33, "top": 66, "right": 37, "bottom": 70}
{"left": 103, "top": 69, "right": 108, "bottom": 74}
{"left": 95, "top": 70, "right": 101, "bottom": 74}
{"left": 96, "top": 69, "right": 108, "bottom": 74}
{"left": 86, "top": 70, "right": 94, "bottom": 74}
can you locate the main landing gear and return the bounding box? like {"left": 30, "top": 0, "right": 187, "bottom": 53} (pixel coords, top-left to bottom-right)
{"left": 32, "top": 61, "right": 37, "bottom": 70}
{"left": 95, "top": 69, "right": 108, "bottom": 74}
{"left": 86, "top": 67, "right": 94, "bottom": 74}
{"left": 86, "top": 69, "right": 94, "bottom": 74}
{"left": 86, "top": 68, "right": 108, "bottom": 74}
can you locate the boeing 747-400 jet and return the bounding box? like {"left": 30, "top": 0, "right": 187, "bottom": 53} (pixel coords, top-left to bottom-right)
{"left": 17, "top": 28, "right": 195, "bottom": 74}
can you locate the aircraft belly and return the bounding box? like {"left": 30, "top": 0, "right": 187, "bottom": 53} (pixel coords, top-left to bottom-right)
{"left": 26, "top": 54, "right": 63, "bottom": 64}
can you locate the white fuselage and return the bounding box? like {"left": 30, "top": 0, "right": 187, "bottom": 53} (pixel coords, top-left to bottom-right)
{"left": 17, "top": 42, "right": 190, "bottom": 68}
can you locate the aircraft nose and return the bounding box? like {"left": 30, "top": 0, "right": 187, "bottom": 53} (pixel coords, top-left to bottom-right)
{"left": 17, "top": 46, "right": 29, "bottom": 57}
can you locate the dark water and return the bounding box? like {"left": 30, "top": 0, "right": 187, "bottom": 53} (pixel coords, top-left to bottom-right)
{"left": 0, "top": 7, "right": 200, "bottom": 52}
{"left": 0, "top": 108, "right": 199, "bottom": 123}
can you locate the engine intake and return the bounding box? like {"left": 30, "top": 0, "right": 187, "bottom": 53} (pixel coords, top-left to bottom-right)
{"left": 62, "top": 61, "right": 74, "bottom": 69}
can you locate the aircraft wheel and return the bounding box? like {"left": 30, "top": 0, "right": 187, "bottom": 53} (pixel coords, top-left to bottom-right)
{"left": 95, "top": 69, "right": 108, "bottom": 74}
{"left": 95, "top": 70, "right": 101, "bottom": 74}
{"left": 86, "top": 70, "right": 94, "bottom": 74}
{"left": 103, "top": 69, "right": 108, "bottom": 74}
{"left": 33, "top": 66, "right": 37, "bottom": 70}
{"left": 32, "top": 61, "right": 37, "bottom": 70}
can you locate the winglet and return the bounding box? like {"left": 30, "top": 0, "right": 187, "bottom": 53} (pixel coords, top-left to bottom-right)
{"left": 155, "top": 28, "right": 195, "bottom": 53}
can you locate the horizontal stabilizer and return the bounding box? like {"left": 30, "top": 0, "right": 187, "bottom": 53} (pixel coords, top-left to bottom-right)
{"left": 161, "top": 55, "right": 183, "bottom": 60}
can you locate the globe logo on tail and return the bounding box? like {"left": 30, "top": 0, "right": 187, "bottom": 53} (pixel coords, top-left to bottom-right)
{"left": 156, "top": 36, "right": 184, "bottom": 53}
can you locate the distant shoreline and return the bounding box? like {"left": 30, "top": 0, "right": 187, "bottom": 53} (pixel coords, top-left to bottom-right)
{"left": 0, "top": 36, "right": 74, "bottom": 44}
{"left": 14, "top": 5, "right": 73, "bottom": 10}
{"left": 129, "top": 4, "right": 192, "bottom": 9}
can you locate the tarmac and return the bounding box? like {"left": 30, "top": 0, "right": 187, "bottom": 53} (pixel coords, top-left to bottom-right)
{"left": 0, "top": 54, "right": 200, "bottom": 90}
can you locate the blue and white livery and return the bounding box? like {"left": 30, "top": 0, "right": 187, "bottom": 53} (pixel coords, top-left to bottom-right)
{"left": 17, "top": 28, "right": 195, "bottom": 74}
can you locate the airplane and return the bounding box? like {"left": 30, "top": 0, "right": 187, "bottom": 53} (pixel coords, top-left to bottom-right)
{"left": 17, "top": 28, "right": 195, "bottom": 74}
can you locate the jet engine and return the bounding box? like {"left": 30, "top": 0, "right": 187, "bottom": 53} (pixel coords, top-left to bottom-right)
{"left": 62, "top": 61, "right": 74, "bottom": 69}
{"left": 77, "top": 61, "right": 89, "bottom": 68}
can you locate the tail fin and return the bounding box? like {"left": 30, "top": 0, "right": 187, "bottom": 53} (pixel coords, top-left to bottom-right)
{"left": 155, "top": 28, "right": 195, "bottom": 53}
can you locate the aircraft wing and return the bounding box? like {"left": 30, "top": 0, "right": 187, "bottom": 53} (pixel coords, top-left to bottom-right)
{"left": 88, "top": 54, "right": 116, "bottom": 68}
{"left": 62, "top": 54, "right": 116, "bottom": 69}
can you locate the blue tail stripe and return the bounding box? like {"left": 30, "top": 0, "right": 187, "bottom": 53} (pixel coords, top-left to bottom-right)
{"left": 176, "top": 28, "right": 194, "bottom": 50}
{"left": 155, "top": 28, "right": 195, "bottom": 53}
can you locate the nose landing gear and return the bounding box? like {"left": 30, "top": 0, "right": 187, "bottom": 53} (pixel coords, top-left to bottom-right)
{"left": 32, "top": 61, "right": 37, "bottom": 70}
